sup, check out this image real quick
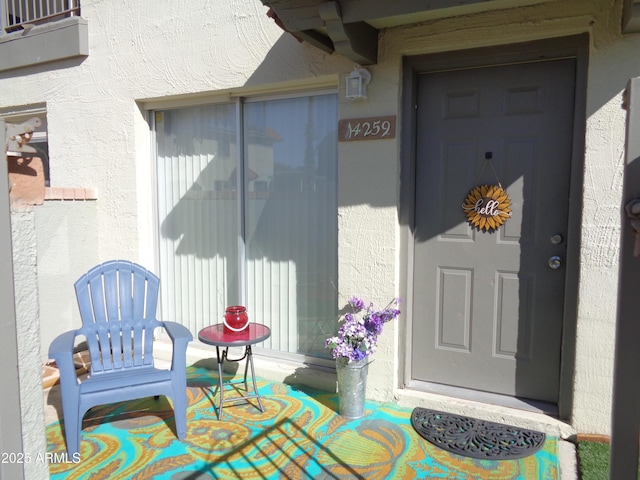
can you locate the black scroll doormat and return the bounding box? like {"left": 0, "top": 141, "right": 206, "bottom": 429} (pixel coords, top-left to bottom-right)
{"left": 411, "top": 408, "right": 546, "bottom": 460}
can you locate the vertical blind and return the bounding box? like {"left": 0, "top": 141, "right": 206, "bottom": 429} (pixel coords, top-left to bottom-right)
{"left": 155, "top": 93, "right": 338, "bottom": 360}
{"left": 156, "top": 103, "right": 239, "bottom": 335}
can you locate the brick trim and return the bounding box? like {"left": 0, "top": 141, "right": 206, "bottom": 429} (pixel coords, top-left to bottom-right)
{"left": 44, "top": 187, "right": 98, "bottom": 201}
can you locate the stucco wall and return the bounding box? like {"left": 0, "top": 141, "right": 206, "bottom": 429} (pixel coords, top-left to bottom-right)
{"left": 572, "top": 39, "right": 632, "bottom": 435}
{"left": 35, "top": 201, "right": 100, "bottom": 359}
{"left": 1, "top": 0, "right": 639, "bottom": 444}
{"left": 10, "top": 208, "right": 49, "bottom": 480}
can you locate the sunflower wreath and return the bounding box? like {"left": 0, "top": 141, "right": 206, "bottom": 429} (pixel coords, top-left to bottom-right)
{"left": 462, "top": 184, "right": 512, "bottom": 233}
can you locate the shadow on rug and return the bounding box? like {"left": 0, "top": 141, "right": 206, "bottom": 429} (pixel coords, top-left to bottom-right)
{"left": 46, "top": 366, "right": 559, "bottom": 479}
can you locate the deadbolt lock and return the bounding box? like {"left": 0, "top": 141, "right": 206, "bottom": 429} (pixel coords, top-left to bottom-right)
{"left": 550, "top": 234, "right": 564, "bottom": 245}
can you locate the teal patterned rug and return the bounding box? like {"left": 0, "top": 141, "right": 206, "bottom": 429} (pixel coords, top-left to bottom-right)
{"left": 46, "top": 366, "right": 559, "bottom": 479}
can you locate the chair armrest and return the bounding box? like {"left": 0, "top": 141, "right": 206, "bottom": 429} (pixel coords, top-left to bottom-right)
{"left": 161, "top": 322, "right": 192, "bottom": 372}
{"left": 49, "top": 330, "right": 77, "bottom": 359}
{"left": 48, "top": 330, "right": 80, "bottom": 389}
{"left": 162, "top": 321, "right": 193, "bottom": 343}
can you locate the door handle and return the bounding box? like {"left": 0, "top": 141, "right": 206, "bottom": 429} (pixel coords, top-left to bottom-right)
{"left": 548, "top": 256, "right": 562, "bottom": 270}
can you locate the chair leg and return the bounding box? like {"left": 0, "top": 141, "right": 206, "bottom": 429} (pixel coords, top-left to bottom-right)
{"left": 173, "top": 391, "right": 187, "bottom": 440}
{"left": 60, "top": 396, "right": 81, "bottom": 457}
{"left": 61, "top": 418, "right": 80, "bottom": 458}
{"left": 65, "top": 430, "right": 80, "bottom": 458}
{"left": 171, "top": 379, "right": 188, "bottom": 439}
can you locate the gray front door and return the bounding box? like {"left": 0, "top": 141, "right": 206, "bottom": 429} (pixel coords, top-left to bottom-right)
{"left": 411, "top": 59, "right": 576, "bottom": 403}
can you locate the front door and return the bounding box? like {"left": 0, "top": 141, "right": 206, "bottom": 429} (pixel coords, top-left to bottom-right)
{"left": 411, "top": 59, "right": 576, "bottom": 403}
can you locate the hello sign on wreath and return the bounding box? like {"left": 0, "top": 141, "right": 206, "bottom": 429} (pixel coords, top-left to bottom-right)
{"left": 462, "top": 184, "right": 512, "bottom": 232}
{"left": 462, "top": 153, "right": 513, "bottom": 233}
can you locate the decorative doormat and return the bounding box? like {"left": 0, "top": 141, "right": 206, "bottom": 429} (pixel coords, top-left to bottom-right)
{"left": 411, "top": 408, "right": 546, "bottom": 460}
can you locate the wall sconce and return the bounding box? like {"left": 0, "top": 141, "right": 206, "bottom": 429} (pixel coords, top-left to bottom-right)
{"left": 345, "top": 67, "right": 371, "bottom": 100}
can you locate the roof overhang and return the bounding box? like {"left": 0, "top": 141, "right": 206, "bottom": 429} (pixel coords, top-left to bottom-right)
{"left": 262, "top": 0, "right": 562, "bottom": 65}
{"left": 264, "top": 0, "right": 640, "bottom": 64}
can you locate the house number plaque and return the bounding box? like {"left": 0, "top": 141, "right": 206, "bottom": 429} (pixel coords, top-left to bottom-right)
{"left": 338, "top": 116, "right": 396, "bottom": 141}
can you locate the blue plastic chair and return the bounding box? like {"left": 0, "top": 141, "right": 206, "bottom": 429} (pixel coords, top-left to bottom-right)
{"left": 49, "top": 260, "right": 193, "bottom": 456}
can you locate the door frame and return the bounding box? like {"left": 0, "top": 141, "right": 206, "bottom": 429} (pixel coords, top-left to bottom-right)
{"left": 399, "top": 35, "right": 589, "bottom": 420}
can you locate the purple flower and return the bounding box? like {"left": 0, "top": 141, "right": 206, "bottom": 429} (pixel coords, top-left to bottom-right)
{"left": 348, "top": 297, "right": 365, "bottom": 312}
{"left": 365, "top": 313, "right": 384, "bottom": 335}
{"left": 326, "top": 297, "right": 401, "bottom": 362}
{"left": 352, "top": 349, "right": 367, "bottom": 361}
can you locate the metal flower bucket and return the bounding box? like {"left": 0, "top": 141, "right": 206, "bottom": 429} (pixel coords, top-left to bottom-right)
{"left": 336, "top": 357, "right": 369, "bottom": 419}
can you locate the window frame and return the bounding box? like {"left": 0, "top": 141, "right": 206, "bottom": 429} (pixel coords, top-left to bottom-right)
{"left": 151, "top": 89, "right": 339, "bottom": 368}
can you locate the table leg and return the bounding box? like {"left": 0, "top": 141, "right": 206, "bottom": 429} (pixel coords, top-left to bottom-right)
{"left": 246, "top": 345, "right": 265, "bottom": 413}
{"left": 214, "top": 345, "right": 265, "bottom": 419}
{"left": 216, "top": 346, "right": 226, "bottom": 420}
{"left": 243, "top": 347, "right": 250, "bottom": 391}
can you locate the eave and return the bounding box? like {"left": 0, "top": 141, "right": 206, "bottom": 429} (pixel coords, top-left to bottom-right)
{"left": 261, "top": 0, "right": 559, "bottom": 65}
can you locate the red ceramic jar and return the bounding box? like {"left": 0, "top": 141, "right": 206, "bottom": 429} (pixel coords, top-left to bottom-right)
{"left": 223, "top": 305, "right": 249, "bottom": 335}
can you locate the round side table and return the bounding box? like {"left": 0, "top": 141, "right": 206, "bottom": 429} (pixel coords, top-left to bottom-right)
{"left": 198, "top": 323, "right": 271, "bottom": 419}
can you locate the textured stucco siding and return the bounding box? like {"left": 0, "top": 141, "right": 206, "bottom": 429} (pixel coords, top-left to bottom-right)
{"left": 35, "top": 201, "right": 100, "bottom": 357}
{"left": 10, "top": 208, "right": 49, "bottom": 480}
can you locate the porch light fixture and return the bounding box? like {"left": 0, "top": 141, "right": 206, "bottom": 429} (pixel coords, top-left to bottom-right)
{"left": 345, "top": 67, "right": 371, "bottom": 100}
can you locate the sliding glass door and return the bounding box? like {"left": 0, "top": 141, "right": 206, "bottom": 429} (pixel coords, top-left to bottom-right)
{"left": 155, "top": 93, "right": 338, "bottom": 361}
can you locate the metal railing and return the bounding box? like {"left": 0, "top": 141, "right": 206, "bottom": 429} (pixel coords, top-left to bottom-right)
{"left": 2, "top": 0, "right": 80, "bottom": 33}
